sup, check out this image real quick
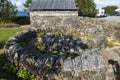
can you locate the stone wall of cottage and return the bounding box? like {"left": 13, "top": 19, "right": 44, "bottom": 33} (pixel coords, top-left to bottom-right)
{"left": 30, "top": 11, "right": 78, "bottom": 28}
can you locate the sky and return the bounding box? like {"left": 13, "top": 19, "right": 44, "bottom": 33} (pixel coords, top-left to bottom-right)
{"left": 94, "top": 0, "right": 120, "bottom": 8}
{"left": 9, "top": 0, "right": 120, "bottom": 11}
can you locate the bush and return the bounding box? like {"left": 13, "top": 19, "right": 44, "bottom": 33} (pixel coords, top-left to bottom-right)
{"left": 66, "top": 30, "right": 73, "bottom": 35}
{"left": 12, "top": 16, "right": 30, "bottom": 25}
{"left": 61, "top": 52, "right": 78, "bottom": 59}
{"left": 0, "top": 16, "right": 30, "bottom": 25}
{"left": 76, "top": 0, "right": 96, "bottom": 17}
{"left": 3, "top": 62, "right": 37, "bottom": 80}
{"left": 3, "top": 63, "right": 17, "bottom": 74}
{"left": 35, "top": 41, "right": 45, "bottom": 52}
{"left": 53, "top": 30, "right": 63, "bottom": 35}
{"left": 107, "top": 40, "right": 114, "bottom": 48}
{"left": 86, "top": 35, "right": 94, "bottom": 40}
{"left": 17, "top": 69, "right": 37, "bottom": 80}
{"left": 37, "top": 32, "right": 45, "bottom": 38}
{"left": 76, "top": 33, "right": 81, "bottom": 38}
{"left": 0, "top": 78, "right": 6, "bottom": 80}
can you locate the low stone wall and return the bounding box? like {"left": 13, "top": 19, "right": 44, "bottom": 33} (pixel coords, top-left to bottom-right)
{"left": 5, "top": 27, "right": 120, "bottom": 80}
{"left": 30, "top": 12, "right": 120, "bottom": 40}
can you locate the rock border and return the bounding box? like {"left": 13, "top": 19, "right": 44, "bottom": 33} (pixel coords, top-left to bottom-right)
{"left": 5, "top": 28, "right": 120, "bottom": 80}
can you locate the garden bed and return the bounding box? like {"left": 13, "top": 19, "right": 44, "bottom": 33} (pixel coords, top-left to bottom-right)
{"left": 5, "top": 27, "right": 120, "bottom": 80}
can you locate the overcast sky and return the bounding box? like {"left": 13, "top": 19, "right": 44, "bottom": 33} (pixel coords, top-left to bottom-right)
{"left": 9, "top": 0, "right": 120, "bottom": 11}
{"left": 94, "top": 0, "right": 120, "bottom": 8}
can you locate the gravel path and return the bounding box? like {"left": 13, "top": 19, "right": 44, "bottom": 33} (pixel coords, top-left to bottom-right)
{"left": 100, "top": 16, "right": 120, "bottom": 23}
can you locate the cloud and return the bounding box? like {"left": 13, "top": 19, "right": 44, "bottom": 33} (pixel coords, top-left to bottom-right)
{"left": 9, "top": 0, "right": 26, "bottom": 11}
{"left": 94, "top": 0, "right": 120, "bottom": 8}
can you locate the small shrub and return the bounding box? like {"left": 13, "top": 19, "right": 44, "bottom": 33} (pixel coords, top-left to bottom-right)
{"left": 17, "top": 69, "right": 37, "bottom": 80}
{"left": 51, "top": 51, "right": 57, "bottom": 55}
{"left": 66, "top": 30, "right": 73, "bottom": 35}
{"left": 76, "top": 33, "right": 81, "bottom": 38}
{"left": 0, "top": 78, "right": 6, "bottom": 80}
{"left": 35, "top": 41, "right": 45, "bottom": 52}
{"left": 86, "top": 35, "right": 94, "bottom": 40}
{"left": 107, "top": 40, "right": 114, "bottom": 48}
{"left": 3, "top": 63, "right": 17, "bottom": 74}
{"left": 61, "top": 52, "right": 77, "bottom": 59}
{"left": 0, "top": 16, "right": 30, "bottom": 25}
{"left": 37, "top": 32, "right": 45, "bottom": 38}
{"left": 53, "top": 30, "right": 63, "bottom": 35}
{"left": 3, "top": 62, "right": 37, "bottom": 80}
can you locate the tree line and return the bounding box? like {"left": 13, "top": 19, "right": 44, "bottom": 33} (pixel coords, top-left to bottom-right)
{"left": 0, "top": 0, "right": 17, "bottom": 17}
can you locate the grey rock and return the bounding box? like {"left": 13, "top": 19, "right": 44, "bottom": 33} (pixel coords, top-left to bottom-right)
{"left": 63, "top": 57, "right": 73, "bottom": 70}
{"left": 74, "top": 56, "right": 82, "bottom": 70}
{"left": 93, "top": 34, "right": 107, "bottom": 49}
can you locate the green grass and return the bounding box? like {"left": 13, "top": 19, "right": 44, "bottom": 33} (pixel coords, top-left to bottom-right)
{"left": 86, "top": 35, "right": 94, "bottom": 40}
{"left": 0, "top": 28, "right": 24, "bottom": 42}
{"left": 37, "top": 32, "right": 45, "bottom": 38}
{"left": 0, "top": 27, "right": 27, "bottom": 49}
{"left": 66, "top": 30, "right": 73, "bottom": 35}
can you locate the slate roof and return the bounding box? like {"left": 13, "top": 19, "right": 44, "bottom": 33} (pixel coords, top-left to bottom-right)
{"left": 29, "top": 0, "right": 77, "bottom": 11}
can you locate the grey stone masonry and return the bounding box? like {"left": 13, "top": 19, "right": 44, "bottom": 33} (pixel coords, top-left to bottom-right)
{"left": 30, "top": 11, "right": 78, "bottom": 28}
{"left": 5, "top": 27, "right": 120, "bottom": 80}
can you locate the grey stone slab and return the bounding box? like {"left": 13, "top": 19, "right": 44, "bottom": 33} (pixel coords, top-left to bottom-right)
{"left": 63, "top": 57, "right": 73, "bottom": 70}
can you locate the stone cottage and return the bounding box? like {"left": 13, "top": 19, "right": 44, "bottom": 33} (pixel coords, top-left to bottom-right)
{"left": 29, "top": 0, "right": 78, "bottom": 28}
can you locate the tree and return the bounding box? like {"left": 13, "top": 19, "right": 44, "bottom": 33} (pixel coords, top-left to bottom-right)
{"left": 76, "top": 0, "right": 96, "bottom": 17}
{"left": 23, "top": 0, "right": 32, "bottom": 11}
{"left": 102, "top": 6, "right": 118, "bottom": 15}
{"left": 0, "top": 0, "right": 17, "bottom": 17}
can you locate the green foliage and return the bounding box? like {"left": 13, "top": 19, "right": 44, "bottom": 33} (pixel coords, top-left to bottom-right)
{"left": 103, "top": 6, "right": 118, "bottom": 14}
{"left": 37, "top": 32, "right": 45, "bottom": 38}
{"left": 0, "top": 0, "right": 17, "bottom": 18}
{"left": 76, "top": 0, "right": 96, "bottom": 17}
{"left": 2, "top": 61, "right": 37, "bottom": 80}
{"left": 86, "top": 35, "right": 94, "bottom": 40}
{"left": 66, "top": 30, "right": 73, "bottom": 35}
{"left": 23, "top": 0, "right": 32, "bottom": 11}
{"left": 76, "top": 33, "right": 81, "bottom": 38}
{"left": 61, "top": 52, "right": 77, "bottom": 59}
{"left": 35, "top": 41, "right": 45, "bottom": 52}
{"left": 107, "top": 40, "right": 114, "bottom": 48}
{"left": 0, "top": 16, "right": 30, "bottom": 25}
{"left": 0, "top": 78, "right": 6, "bottom": 80}
{"left": 3, "top": 63, "right": 17, "bottom": 74}
{"left": 53, "top": 30, "right": 63, "bottom": 35}
{"left": 12, "top": 16, "right": 30, "bottom": 25}
{"left": 17, "top": 69, "right": 37, "bottom": 80}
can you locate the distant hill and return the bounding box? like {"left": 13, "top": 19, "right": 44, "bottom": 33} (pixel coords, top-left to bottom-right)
{"left": 16, "top": 11, "right": 29, "bottom": 16}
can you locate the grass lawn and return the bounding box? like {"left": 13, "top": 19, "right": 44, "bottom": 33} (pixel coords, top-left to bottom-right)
{"left": 0, "top": 27, "right": 28, "bottom": 49}
{"left": 0, "top": 27, "right": 29, "bottom": 79}
{"left": 0, "top": 28, "right": 25, "bottom": 42}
